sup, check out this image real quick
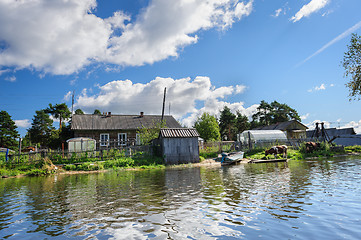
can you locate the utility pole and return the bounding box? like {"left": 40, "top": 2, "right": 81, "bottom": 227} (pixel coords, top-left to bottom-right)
{"left": 161, "top": 87, "right": 166, "bottom": 124}
{"left": 71, "top": 90, "right": 75, "bottom": 116}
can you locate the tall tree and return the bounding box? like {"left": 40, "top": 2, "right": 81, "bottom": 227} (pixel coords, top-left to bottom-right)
{"left": 74, "top": 109, "right": 84, "bottom": 115}
{"left": 194, "top": 112, "right": 220, "bottom": 142}
{"left": 342, "top": 33, "right": 361, "bottom": 100}
{"left": 235, "top": 111, "right": 250, "bottom": 134}
{"left": 0, "top": 111, "right": 19, "bottom": 150}
{"left": 251, "top": 100, "right": 300, "bottom": 127}
{"left": 219, "top": 106, "right": 237, "bottom": 141}
{"left": 28, "top": 110, "right": 55, "bottom": 148}
{"left": 251, "top": 100, "right": 273, "bottom": 126}
{"left": 45, "top": 103, "right": 71, "bottom": 129}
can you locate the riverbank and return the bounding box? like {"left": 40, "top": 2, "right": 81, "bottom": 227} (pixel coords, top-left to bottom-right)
{"left": 1, "top": 145, "right": 361, "bottom": 178}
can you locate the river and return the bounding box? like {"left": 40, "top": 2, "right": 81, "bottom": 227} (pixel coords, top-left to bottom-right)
{"left": 1, "top": 157, "right": 361, "bottom": 239}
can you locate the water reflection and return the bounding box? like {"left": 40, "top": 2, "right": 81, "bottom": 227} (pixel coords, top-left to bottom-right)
{"left": 1, "top": 158, "right": 361, "bottom": 239}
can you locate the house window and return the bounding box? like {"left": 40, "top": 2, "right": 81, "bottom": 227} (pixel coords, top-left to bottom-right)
{"left": 100, "top": 133, "right": 109, "bottom": 146}
{"left": 136, "top": 133, "right": 141, "bottom": 145}
{"left": 118, "top": 133, "right": 127, "bottom": 146}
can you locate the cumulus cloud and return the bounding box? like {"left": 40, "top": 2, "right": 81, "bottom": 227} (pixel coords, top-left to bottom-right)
{"left": 291, "top": 0, "right": 329, "bottom": 22}
{"left": 0, "top": 0, "right": 253, "bottom": 75}
{"left": 307, "top": 83, "right": 334, "bottom": 92}
{"left": 75, "top": 76, "right": 257, "bottom": 127}
{"left": 5, "top": 76, "right": 16, "bottom": 82}
{"left": 15, "top": 119, "right": 31, "bottom": 128}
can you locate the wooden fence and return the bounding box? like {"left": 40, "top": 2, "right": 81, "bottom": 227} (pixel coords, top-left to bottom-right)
{"left": 3, "top": 145, "right": 152, "bottom": 166}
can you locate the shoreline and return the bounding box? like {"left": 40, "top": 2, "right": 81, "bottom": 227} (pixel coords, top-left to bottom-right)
{"left": 2, "top": 153, "right": 360, "bottom": 178}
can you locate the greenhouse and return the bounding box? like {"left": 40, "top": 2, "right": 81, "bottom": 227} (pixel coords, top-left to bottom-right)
{"left": 67, "top": 137, "right": 96, "bottom": 152}
{"left": 238, "top": 130, "right": 288, "bottom": 147}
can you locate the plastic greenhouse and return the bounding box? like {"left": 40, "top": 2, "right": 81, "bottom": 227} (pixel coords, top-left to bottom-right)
{"left": 67, "top": 137, "right": 96, "bottom": 152}
{"left": 238, "top": 130, "right": 288, "bottom": 147}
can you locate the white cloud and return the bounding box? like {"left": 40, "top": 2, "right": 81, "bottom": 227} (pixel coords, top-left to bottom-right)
{"left": 341, "top": 120, "right": 361, "bottom": 134}
{"left": 305, "top": 120, "right": 331, "bottom": 130}
{"left": 75, "top": 76, "right": 256, "bottom": 127}
{"left": 291, "top": 0, "right": 330, "bottom": 22}
{"left": 0, "top": 69, "right": 10, "bottom": 76}
{"left": 308, "top": 83, "right": 331, "bottom": 92}
{"left": 63, "top": 91, "right": 72, "bottom": 102}
{"left": 300, "top": 113, "right": 310, "bottom": 120}
{"left": 273, "top": 8, "right": 282, "bottom": 18}
{"left": 4, "top": 76, "right": 16, "bottom": 82}
{"left": 0, "top": 0, "right": 253, "bottom": 75}
{"left": 15, "top": 119, "right": 31, "bottom": 128}
{"left": 315, "top": 83, "right": 326, "bottom": 91}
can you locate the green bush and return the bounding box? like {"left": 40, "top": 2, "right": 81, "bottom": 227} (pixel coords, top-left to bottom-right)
{"left": 26, "top": 169, "right": 48, "bottom": 176}
{"left": 345, "top": 145, "right": 361, "bottom": 153}
{"left": 64, "top": 164, "right": 77, "bottom": 171}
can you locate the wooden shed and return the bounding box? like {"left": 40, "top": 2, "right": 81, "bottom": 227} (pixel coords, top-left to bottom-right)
{"left": 158, "top": 128, "right": 200, "bottom": 165}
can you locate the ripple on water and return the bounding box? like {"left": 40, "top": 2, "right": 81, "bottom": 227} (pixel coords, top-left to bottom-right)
{"left": 1, "top": 159, "right": 361, "bottom": 239}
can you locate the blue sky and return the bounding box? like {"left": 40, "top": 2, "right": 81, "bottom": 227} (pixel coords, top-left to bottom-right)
{"left": 1, "top": 0, "right": 361, "bottom": 137}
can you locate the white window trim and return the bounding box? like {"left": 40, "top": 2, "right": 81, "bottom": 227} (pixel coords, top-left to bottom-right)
{"left": 118, "top": 133, "right": 127, "bottom": 146}
{"left": 100, "top": 133, "right": 109, "bottom": 147}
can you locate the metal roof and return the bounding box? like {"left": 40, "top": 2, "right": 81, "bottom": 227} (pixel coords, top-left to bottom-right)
{"left": 253, "top": 120, "right": 308, "bottom": 131}
{"left": 159, "top": 128, "right": 200, "bottom": 138}
{"left": 71, "top": 114, "right": 182, "bottom": 130}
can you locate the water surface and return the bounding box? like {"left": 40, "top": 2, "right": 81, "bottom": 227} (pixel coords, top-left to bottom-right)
{"left": 1, "top": 158, "right": 361, "bottom": 239}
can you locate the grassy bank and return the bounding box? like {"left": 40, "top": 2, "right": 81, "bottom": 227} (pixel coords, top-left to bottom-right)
{"left": 244, "top": 144, "right": 361, "bottom": 160}
{"left": 0, "top": 152, "right": 165, "bottom": 178}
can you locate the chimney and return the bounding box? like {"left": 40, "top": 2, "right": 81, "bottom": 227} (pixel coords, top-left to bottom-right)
{"left": 140, "top": 112, "right": 144, "bottom": 118}
{"left": 108, "top": 112, "right": 111, "bottom": 117}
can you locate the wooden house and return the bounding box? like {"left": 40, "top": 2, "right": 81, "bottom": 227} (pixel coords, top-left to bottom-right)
{"left": 157, "top": 128, "right": 200, "bottom": 165}
{"left": 71, "top": 112, "right": 182, "bottom": 147}
{"left": 253, "top": 120, "right": 308, "bottom": 139}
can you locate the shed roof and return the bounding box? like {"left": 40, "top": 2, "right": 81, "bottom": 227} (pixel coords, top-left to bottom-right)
{"left": 71, "top": 114, "right": 182, "bottom": 130}
{"left": 159, "top": 128, "right": 200, "bottom": 138}
{"left": 253, "top": 120, "right": 308, "bottom": 131}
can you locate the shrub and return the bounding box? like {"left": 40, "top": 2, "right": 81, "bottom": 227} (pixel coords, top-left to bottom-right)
{"left": 26, "top": 169, "right": 48, "bottom": 176}
{"left": 64, "top": 164, "right": 77, "bottom": 171}
{"left": 345, "top": 145, "right": 361, "bottom": 153}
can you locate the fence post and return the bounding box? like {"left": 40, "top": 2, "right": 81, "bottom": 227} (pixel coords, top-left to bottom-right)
{"left": 100, "top": 149, "right": 103, "bottom": 161}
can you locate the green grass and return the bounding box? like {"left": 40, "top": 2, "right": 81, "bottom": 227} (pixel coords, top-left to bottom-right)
{"left": 245, "top": 144, "right": 361, "bottom": 160}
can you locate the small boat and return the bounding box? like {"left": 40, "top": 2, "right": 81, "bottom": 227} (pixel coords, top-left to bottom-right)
{"left": 219, "top": 151, "right": 244, "bottom": 166}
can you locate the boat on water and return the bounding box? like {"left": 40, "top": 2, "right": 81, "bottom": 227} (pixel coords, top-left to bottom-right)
{"left": 216, "top": 151, "right": 244, "bottom": 166}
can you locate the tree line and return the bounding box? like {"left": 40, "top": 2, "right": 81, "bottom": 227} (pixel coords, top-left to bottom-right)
{"left": 194, "top": 100, "right": 301, "bottom": 142}
{"left": 0, "top": 104, "right": 102, "bottom": 151}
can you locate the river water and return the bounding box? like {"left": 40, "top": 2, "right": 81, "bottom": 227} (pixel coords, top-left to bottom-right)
{"left": 1, "top": 157, "right": 361, "bottom": 239}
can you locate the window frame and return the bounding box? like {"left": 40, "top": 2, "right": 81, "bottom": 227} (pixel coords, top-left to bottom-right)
{"left": 100, "top": 133, "right": 109, "bottom": 147}
{"left": 118, "top": 133, "right": 127, "bottom": 146}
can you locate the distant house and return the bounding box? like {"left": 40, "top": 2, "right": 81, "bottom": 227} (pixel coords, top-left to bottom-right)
{"left": 306, "top": 127, "right": 361, "bottom": 146}
{"left": 157, "top": 128, "right": 200, "bottom": 165}
{"left": 306, "top": 127, "right": 356, "bottom": 139}
{"left": 253, "top": 120, "right": 308, "bottom": 139}
{"left": 71, "top": 112, "right": 182, "bottom": 147}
